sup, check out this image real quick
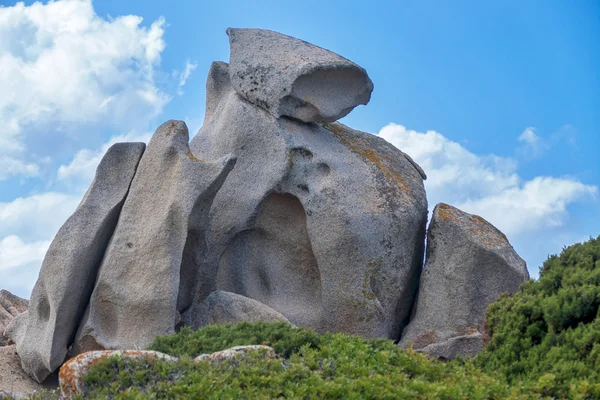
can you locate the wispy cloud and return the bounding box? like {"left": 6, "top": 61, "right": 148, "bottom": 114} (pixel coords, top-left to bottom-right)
{"left": 177, "top": 59, "right": 198, "bottom": 96}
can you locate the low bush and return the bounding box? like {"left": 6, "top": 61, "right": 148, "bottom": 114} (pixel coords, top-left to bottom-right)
{"left": 475, "top": 235, "right": 600, "bottom": 398}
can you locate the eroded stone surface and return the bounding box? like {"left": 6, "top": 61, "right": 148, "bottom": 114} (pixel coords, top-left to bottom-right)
{"left": 184, "top": 60, "right": 427, "bottom": 340}
{"left": 227, "top": 28, "right": 373, "bottom": 123}
{"left": 0, "top": 290, "right": 28, "bottom": 346}
{"left": 399, "top": 203, "right": 529, "bottom": 358}
{"left": 190, "top": 291, "right": 292, "bottom": 328}
{"left": 5, "top": 143, "right": 145, "bottom": 383}
{"left": 73, "top": 120, "right": 236, "bottom": 355}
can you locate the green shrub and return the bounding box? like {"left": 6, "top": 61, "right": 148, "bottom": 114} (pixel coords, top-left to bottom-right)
{"left": 39, "top": 237, "right": 600, "bottom": 399}
{"left": 149, "top": 321, "right": 321, "bottom": 358}
{"left": 475, "top": 235, "right": 600, "bottom": 398}
{"left": 78, "top": 328, "right": 520, "bottom": 399}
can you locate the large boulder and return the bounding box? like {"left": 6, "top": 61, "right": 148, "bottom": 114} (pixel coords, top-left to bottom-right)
{"left": 399, "top": 203, "right": 529, "bottom": 359}
{"left": 5, "top": 143, "right": 145, "bottom": 382}
{"left": 227, "top": 28, "right": 373, "bottom": 123}
{"left": 0, "top": 290, "right": 28, "bottom": 346}
{"left": 191, "top": 291, "right": 292, "bottom": 328}
{"left": 184, "top": 52, "right": 427, "bottom": 339}
{"left": 73, "top": 121, "right": 236, "bottom": 354}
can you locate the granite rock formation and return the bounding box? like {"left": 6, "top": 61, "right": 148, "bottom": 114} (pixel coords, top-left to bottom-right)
{"left": 185, "top": 53, "right": 428, "bottom": 339}
{"left": 6, "top": 143, "right": 145, "bottom": 382}
{"left": 1, "top": 27, "right": 530, "bottom": 384}
{"left": 398, "top": 203, "right": 529, "bottom": 359}
{"left": 73, "top": 121, "right": 236, "bottom": 354}
{"left": 191, "top": 291, "right": 292, "bottom": 328}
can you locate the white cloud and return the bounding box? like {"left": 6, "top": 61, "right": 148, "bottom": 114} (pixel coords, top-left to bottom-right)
{"left": 378, "top": 123, "right": 597, "bottom": 236}
{"left": 0, "top": 0, "right": 170, "bottom": 180}
{"left": 518, "top": 127, "right": 547, "bottom": 158}
{"left": 0, "top": 236, "right": 49, "bottom": 272}
{"left": 177, "top": 59, "right": 198, "bottom": 96}
{"left": 0, "top": 192, "right": 81, "bottom": 241}
{"left": 458, "top": 177, "right": 597, "bottom": 235}
{"left": 58, "top": 131, "right": 152, "bottom": 184}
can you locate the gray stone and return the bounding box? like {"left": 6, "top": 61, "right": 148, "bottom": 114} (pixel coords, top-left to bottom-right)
{"left": 5, "top": 143, "right": 145, "bottom": 383}
{"left": 399, "top": 203, "right": 529, "bottom": 358}
{"left": 227, "top": 28, "right": 373, "bottom": 123}
{"left": 416, "top": 332, "right": 484, "bottom": 361}
{"left": 191, "top": 291, "right": 291, "bottom": 328}
{"left": 184, "top": 60, "right": 427, "bottom": 340}
{"left": 0, "top": 290, "right": 28, "bottom": 346}
{"left": 73, "top": 120, "right": 236, "bottom": 354}
{"left": 194, "top": 345, "right": 275, "bottom": 363}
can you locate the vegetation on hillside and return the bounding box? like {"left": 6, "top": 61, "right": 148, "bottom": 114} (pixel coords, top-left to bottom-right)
{"left": 6, "top": 236, "right": 599, "bottom": 399}
{"left": 475, "top": 235, "right": 600, "bottom": 397}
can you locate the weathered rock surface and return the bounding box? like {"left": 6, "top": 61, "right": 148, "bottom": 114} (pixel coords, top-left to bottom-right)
{"left": 0, "top": 290, "right": 28, "bottom": 346}
{"left": 191, "top": 291, "right": 292, "bottom": 328}
{"left": 194, "top": 345, "right": 275, "bottom": 363}
{"left": 184, "top": 58, "right": 428, "bottom": 340}
{"left": 73, "top": 121, "right": 236, "bottom": 355}
{"left": 5, "top": 143, "right": 145, "bottom": 383}
{"left": 399, "top": 203, "right": 529, "bottom": 358}
{"left": 0, "top": 345, "right": 58, "bottom": 397}
{"left": 227, "top": 28, "right": 373, "bottom": 123}
{"left": 416, "top": 332, "right": 484, "bottom": 360}
{"left": 59, "top": 350, "right": 177, "bottom": 399}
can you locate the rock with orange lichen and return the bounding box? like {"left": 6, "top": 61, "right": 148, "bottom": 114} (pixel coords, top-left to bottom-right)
{"left": 59, "top": 350, "right": 177, "bottom": 399}
{"left": 72, "top": 120, "right": 236, "bottom": 356}
{"left": 399, "top": 203, "right": 529, "bottom": 359}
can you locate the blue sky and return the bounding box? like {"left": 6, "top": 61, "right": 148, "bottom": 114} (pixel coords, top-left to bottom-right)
{"left": 0, "top": 0, "right": 598, "bottom": 297}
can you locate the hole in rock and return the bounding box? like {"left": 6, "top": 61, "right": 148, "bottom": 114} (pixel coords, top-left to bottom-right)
{"left": 216, "top": 193, "right": 322, "bottom": 328}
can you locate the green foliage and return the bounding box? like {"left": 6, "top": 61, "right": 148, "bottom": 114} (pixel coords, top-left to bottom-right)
{"left": 21, "top": 237, "right": 598, "bottom": 399}
{"left": 78, "top": 329, "right": 520, "bottom": 399}
{"left": 149, "top": 321, "right": 321, "bottom": 358}
{"left": 475, "top": 235, "right": 600, "bottom": 398}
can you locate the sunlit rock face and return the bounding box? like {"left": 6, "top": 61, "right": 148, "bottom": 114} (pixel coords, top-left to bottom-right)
{"left": 398, "top": 203, "right": 529, "bottom": 359}
{"left": 184, "top": 40, "right": 428, "bottom": 339}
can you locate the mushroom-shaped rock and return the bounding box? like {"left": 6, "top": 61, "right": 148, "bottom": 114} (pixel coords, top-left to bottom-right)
{"left": 185, "top": 61, "right": 427, "bottom": 340}
{"left": 399, "top": 203, "right": 529, "bottom": 359}
{"left": 5, "top": 143, "right": 145, "bottom": 383}
{"left": 73, "top": 121, "right": 236, "bottom": 355}
{"left": 59, "top": 350, "right": 177, "bottom": 399}
{"left": 190, "top": 291, "right": 292, "bottom": 328}
{"left": 227, "top": 28, "right": 373, "bottom": 123}
{"left": 0, "top": 290, "right": 28, "bottom": 346}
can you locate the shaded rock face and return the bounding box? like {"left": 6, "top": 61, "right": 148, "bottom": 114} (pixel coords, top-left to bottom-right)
{"left": 0, "top": 290, "right": 28, "bottom": 346}
{"left": 227, "top": 28, "right": 373, "bottom": 123}
{"left": 6, "top": 143, "right": 145, "bottom": 383}
{"left": 191, "top": 291, "right": 291, "bottom": 328}
{"left": 185, "top": 58, "right": 428, "bottom": 339}
{"left": 73, "top": 121, "right": 236, "bottom": 355}
{"left": 398, "top": 203, "right": 529, "bottom": 359}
